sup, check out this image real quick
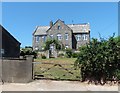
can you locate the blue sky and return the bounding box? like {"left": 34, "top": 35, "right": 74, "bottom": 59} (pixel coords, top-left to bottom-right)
{"left": 1, "top": 2, "right": 118, "bottom": 47}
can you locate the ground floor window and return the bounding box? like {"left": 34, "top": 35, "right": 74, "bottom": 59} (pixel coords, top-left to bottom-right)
{"left": 1, "top": 49, "right": 4, "bottom": 54}
{"left": 76, "top": 34, "right": 81, "bottom": 41}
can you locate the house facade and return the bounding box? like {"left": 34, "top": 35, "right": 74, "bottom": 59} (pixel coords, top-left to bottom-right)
{"left": 32, "top": 19, "right": 90, "bottom": 51}
{"left": 0, "top": 25, "right": 21, "bottom": 58}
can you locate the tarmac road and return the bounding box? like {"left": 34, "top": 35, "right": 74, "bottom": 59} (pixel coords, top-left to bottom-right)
{"left": 1, "top": 80, "right": 119, "bottom": 91}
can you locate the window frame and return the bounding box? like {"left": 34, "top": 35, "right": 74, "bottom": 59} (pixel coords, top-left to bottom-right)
{"left": 76, "top": 34, "right": 81, "bottom": 41}
{"left": 58, "top": 25, "right": 61, "bottom": 30}
{"left": 42, "top": 36, "right": 46, "bottom": 42}
{"left": 35, "top": 36, "right": 40, "bottom": 42}
{"left": 57, "top": 34, "right": 62, "bottom": 40}
{"left": 65, "top": 33, "right": 68, "bottom": 40}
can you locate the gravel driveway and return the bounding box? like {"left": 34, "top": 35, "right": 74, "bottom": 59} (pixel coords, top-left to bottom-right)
{"left": 1, "top": 80, "right": 119, "bottom": 91}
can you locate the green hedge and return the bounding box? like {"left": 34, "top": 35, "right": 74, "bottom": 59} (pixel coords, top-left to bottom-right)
{"left": 75, "top": 36, "right": 120, "bottom": 84}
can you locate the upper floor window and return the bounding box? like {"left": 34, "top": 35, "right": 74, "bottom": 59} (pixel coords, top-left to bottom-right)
{"left": 76, "top": 34, "right": 81, "bottom": 41}
{"left": 57, "top": 34, "right": 62, "bottom": 40}
{"left": 65, "top": 33, "right": 68, "bottom": 40}
{"left": 58, "top": 25, "right": 61, "bottom": 30}
{"left": 35, "top": 36, "right": 40, "bottom": 42}
{"left": 42, "top": 36, "right": 46, "bottom": 42}
{"left": 83, "top": 34, "right": 87, "bottom": 40}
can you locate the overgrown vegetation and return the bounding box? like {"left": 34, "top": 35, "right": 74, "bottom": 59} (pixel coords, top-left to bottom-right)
{"left": 65, "top": 48, "right": 72, "bottom": 58}
{"left": 41, "top": 54, "right": 46, "bottom": 59}
{"left": 44, "top": 38, "right": 63, "bottom": 51}
{"left": 20, "top": 46, "right": 37, "bottom": 58}
{"left": 75, "top": 35, "right": 120, "bottom": 84}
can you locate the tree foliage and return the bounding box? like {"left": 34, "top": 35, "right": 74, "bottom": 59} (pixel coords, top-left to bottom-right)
{"left": 75, "top": 36, "right": 120, "bottom": 84}
{"left": 44, "top": 38, "right": 62, "bottom": 51}
{"left": 20, "top": 47, "right": 37, "bottom": 58}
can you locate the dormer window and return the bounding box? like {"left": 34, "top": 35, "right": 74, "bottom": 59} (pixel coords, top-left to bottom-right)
{"left": 58, "top": 25, "right": 61, "bottom": 30}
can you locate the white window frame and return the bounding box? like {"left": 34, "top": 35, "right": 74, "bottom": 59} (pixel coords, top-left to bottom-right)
{"left": 1, "top": 49, "right": 4, "bottom": 54}
{"left": 35, "top": 36, "right": 40, "bottom": 42}
{"left": 42, "top": 36, "right": 46, "bottom": 42}
{"left": 65, "top": 33, "right": 68, "bottom": 40}
{"left": 77, "top": 34, "right": 81, "bottom": 41}
{"left": 83, "top": 34, "right": 87, "bottom": 40}
{"left": 57, "top": 34, "right": 62, "bottom": 40}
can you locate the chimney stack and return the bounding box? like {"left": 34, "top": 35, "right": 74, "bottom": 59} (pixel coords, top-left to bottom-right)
{"left": 62, "top": 21, "right": 64, "bottom": 23}
{"left": 50, "top": 21, "right": 53, "bottom": 27}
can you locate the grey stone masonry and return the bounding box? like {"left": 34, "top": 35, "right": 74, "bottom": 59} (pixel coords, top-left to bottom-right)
{"left": 32, "top": 19, "right": 90, "bottom": 51}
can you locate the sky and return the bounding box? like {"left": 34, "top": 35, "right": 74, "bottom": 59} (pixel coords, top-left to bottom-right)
{"left": 1, "top": 2, "right": 118, "bottom": 47}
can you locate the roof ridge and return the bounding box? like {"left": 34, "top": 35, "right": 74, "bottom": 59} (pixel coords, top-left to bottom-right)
{"left": 38, "top": 25, "right": 50, "bottom": 27}
{"left": 67, "top": 23, "right": 89, "bottom": 25}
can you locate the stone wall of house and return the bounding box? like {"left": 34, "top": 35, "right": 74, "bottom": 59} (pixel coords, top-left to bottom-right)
{"left": 73, "top": 32, "right": 90, "bottom": 49}
{"left": 32, "top": 35, "right": 47, "bottom": 51}
{"left": 47, "top": 20, "right": 73, "bottom": 49}
{"left": 1, "top": 56, "right": 33, "bottom": 83}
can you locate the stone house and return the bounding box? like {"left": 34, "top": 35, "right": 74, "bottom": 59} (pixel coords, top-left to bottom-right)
{"left": 0, "top": 25, "right": 21, "bottom": 58}
{"left": 32, "top": 19, "right": 90, "bottom": 52}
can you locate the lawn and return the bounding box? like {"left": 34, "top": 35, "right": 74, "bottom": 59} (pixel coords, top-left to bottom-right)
{"left": 33, "top": 58, "right": 81, "bottom": 81}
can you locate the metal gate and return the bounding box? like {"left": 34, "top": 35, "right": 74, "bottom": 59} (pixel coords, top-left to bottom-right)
{"left": 33, "top": 62, "right": 81, "bottom": 81}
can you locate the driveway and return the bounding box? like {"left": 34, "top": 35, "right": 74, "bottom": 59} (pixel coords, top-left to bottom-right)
{"left": 1, "top": 80, "right": 119, "bottom": 91}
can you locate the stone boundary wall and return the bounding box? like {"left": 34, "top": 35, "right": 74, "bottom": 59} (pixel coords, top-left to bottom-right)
{"left": 1, "top": 56, "right": 33, "bottom": 83}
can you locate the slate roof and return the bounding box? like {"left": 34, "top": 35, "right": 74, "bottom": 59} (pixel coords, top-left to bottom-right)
{"left": 33, "top": 26, "right": 49, "bottom": 35}
{"left": 33, "top": 22, "right": 90, "bottom": 36}
{"left": 67, "top": 23, "right": 90, "bottom": 33}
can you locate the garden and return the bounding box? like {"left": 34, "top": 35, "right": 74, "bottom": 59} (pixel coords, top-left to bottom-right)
{"left": 20, "top": 35, "right": 120, "bottom": 85}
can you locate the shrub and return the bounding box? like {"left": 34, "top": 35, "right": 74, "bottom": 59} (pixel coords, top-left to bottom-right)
{"left": 41, "top": 54, "right": 46, "bottom": 59}
{"left": 58, "top": 53, "right": 65, "bottom": 58}
{"left": 65, "top": 48, "right": 72, "bottom": 58}
{"left": 75, "top": 36, "right": 120, "bottom": 84}
{"left": 20, "top": 50, "right": 37, "bottom": 59}
{"left": 72, "top": 53, "right": 78, "bottom": 58}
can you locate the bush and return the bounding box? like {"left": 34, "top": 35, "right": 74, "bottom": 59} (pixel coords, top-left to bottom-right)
{"left": 72, "top": 53, "right": 78, "bottom": 58}
{"left": 65, "top": 48, "right": 72, "bottom": 58}
{"left": 75, "top": 36, "right": 120, "bottom": 84}
{"left": 58, "top": 53, "right": 65, "bottom": 58}
{"left": 20, "top": 47, "right": 37, "bottom": 59}
{"left": 41, "top": 54, "right": 46, "bottom": 59}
